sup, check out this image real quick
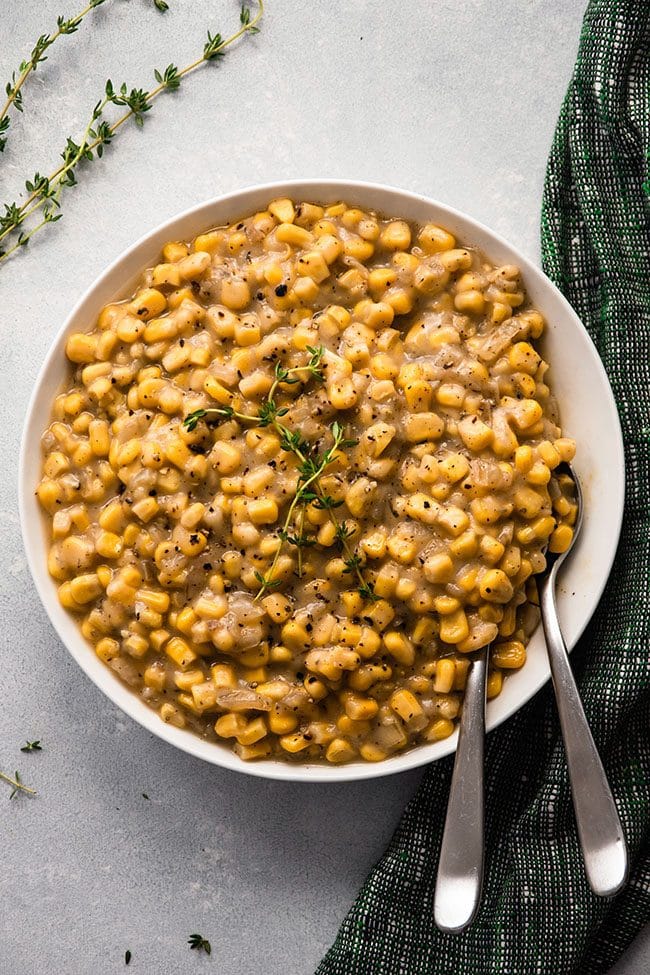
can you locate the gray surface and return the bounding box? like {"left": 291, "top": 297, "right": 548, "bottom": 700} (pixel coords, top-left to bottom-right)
{"left": 0, "top": 1, "right": 646, "bottom": 972}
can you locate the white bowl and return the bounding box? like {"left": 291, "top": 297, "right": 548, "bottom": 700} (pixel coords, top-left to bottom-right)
{"left": 19, "top": 179, "right": 625, "bottom": 783}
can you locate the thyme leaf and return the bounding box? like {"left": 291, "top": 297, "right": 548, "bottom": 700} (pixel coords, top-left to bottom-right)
{"left": 188, "top": 933, "right": 211, "bottom": 955}
{"left": 253, "top": 570, "right": 282, "bottom": 596}
{"left": 20, "top": 740, "right": 42, "bottom": 753}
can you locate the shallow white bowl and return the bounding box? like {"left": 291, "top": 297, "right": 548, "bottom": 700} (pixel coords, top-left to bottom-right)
{"left": 19, "top": 179, "right": 625, "bottom": 783}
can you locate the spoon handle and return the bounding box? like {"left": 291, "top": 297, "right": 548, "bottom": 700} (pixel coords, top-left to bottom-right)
{"left": 539, "top": 573, "right": 628, "bottom": 896}
{"left": 434, "top": 646, "right": 487, "bottom": 933}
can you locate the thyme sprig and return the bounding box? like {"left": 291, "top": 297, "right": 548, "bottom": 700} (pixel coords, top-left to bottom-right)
{"left": 257, "top": 418, "right": 355, "bottom": 598}
{"left": 0, "top": 0, "right": 108, "bottom": 154}
{"left": 0, "top": 0, "right": 263, "bottom": 264}
{"left": 183, "top": 348, "right": 377, "bottom": 601}
{"left": 1, "top": 769, "right": 36, "bottom": 800}
{"left": 0, "top": 0, "right": 171, "bottom": 154}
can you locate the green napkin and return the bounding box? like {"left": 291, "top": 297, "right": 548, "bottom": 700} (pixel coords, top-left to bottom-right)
{"left": 316, "top": 1, "right": 650, "bottom": 972}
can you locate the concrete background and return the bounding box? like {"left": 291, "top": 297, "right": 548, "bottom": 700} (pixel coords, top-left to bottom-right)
{"left": 0, "top": 1, "right": 646, "bottom": 972}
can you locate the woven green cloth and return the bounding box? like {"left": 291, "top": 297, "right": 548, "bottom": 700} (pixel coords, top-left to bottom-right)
{"left": 316, "top": 2, "right": 650, "bottom": 972}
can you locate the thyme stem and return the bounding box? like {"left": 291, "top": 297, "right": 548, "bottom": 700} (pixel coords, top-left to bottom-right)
{"left": 266, "top": 416, "right": 370, "bottom": 596}
{"left": 0, "top": 0, "right": 107, "bottom": 152}
{"left": 183, "top": 349, "right": 377, "bottom": 601}
{"left": 0, "top": 212, "right": 52, "bottom": 263}
{"left": 257, "top": 455, "right": 329, "bottom": 598}
{"left": 0, "top": 770, "right": 36, "bottom": 798}
{"left": 0, "top": 1, "right": 263, "bottom": 261}
{"left": 296, "top": 503, "right": 307, "bottom": 578}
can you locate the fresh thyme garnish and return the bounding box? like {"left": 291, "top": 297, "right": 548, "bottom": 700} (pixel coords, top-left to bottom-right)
{"left": 258, "top": 399, "right": 289, "bottom": 426}
{"left": 1, "top": 769, "right": 36, "bottom": 800}
{"left": 343, "top": 554, "right": 363, "bottom": 574}
{"left": 358, "top": 583, "right": 378, "bottom": 602}
{"left": 184, "top": 405, "right": 244, "bottom": 431}
{"left": 20, "top": 740, "right": 42, "bottom": 752}
{"left": 311, "top": 494, "right": 343, "bottom": 510}
{"left": 188, "top": 933, "right": 211, "bottom": 955}
{"left": 253, "top": 570, "right": 282, "bottom": 595}
{"left": 0, "top": 1, "right": 263, "bottom": 264}
{"left": 184, "top": 408, "right": 215, "bottom": 432}
{"left": 304, "top": 344, "right": 325, "bottom": 376}
{"left": 182, "top": 347, "right": 377, "bottom": 600}
{"left": 334, "top": 522, "right": 354, "bottom": 545}
{"left": 280, "top": 530, "right": 316, "bottom": 548}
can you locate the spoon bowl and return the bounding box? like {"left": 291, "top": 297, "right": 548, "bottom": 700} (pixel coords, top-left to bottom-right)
{"left": 544, "top": 461, "right": 585, "bottom": 574}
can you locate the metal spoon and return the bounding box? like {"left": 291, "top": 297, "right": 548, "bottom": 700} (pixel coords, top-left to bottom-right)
{"left": 538, "top": 462, "right": 628, "bottom": 897}
{"left": 434, "top": 462, "right": 626, "bottom": 931}
{"left": 433, "top": 645, "right": 487, "bottom": 932}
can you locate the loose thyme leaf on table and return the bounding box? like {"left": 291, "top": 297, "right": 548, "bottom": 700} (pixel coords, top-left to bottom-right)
{"left": 0, "top": 0, "right": 263, "bottom": 265}
{"left": 188, "top": 933, "right": 211, "bottom": 955}
{"left": 20, "top": 739, "right": 42, "bottom": 752}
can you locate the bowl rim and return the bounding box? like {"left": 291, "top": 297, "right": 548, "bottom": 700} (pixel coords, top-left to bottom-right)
{"left": 18, "top": 177, "right": 625, "bottom": 783}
